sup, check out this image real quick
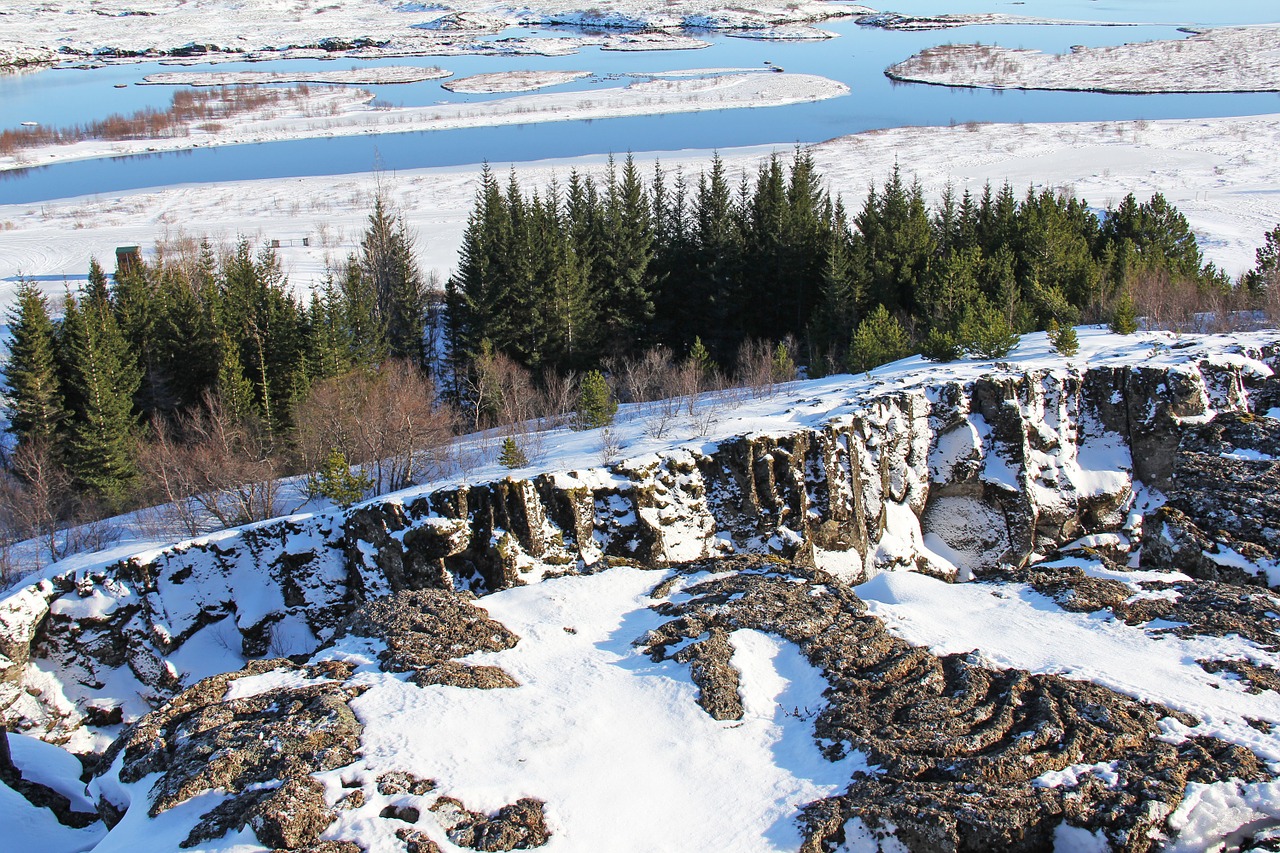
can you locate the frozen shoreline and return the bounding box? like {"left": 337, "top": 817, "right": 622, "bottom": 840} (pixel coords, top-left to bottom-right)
{"left": 0, "top": 72, "right": 848, "bottom": 174}
{"left": 888, "top": 26, "right": 1280, "bottom": 94}
{"left": 4, "top": 111, "right": 1279, "bottom": 297}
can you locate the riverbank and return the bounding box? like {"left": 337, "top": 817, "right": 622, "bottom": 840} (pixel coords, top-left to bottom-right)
{"left": 3, "top": 111, "right": 1278, "bottom": 298}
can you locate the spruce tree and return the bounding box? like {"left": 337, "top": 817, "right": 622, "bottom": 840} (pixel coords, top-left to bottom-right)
{"left": 1109, "top": 291, "right": 1139, "bottom": 335}
{"left": 1046, "top": 319, "right": 1080, "bottom": 357}
{"left": 960, "top": 298, "right": 1020, "bottom": 359}
{"left": 4, "top": 280, "right": 66, "bottom": 452}
{"left": 848, "top": 306, "right": 910, "bottom": 374}
{"left": 575, "top": 369, "right": 617, "bottom": 430}
{"left": 499, "top": 436, "right": 529, "bottom": 469}
{"left": 361, "top": 193, "right": 427, "bottom": 365}
{"left": 61, "top": 264, "right": 141, "bottom": 508}
{"left": 311, "top": 447, "right": 372, "bottom": 508}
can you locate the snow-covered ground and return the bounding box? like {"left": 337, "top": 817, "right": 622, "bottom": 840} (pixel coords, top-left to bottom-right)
{"left": 0, "top": 71, "right": 847, "bottom": 175}
{"left": 888, "top": 25, "right": 1280, "bottom": 93}
{"left": 4, "top": 110, "right": 1279, "bottom": 300}
{"left": 0, "top": 0, "right": 867, "bottom": 68}
{"left": 139, "top": 67, "right": 453, "bottom": 86}
{"left": 441, "top": 69, "right": 591, "bottom": 93}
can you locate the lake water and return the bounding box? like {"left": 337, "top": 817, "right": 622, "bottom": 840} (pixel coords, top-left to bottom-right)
{"left": 1, "top": 2, "right": 1278, "bottom": 204}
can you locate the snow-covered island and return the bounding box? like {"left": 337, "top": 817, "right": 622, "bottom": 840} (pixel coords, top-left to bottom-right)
{"left": 887, "top": 25, "right": 1280, "bottom": 93}
{"left": 139, "top": 66, "right": 454, "bottom": 86}
{"left": 0, "top": 71, "right": 848, "bottom": 174}
{"left": 441, "top": 70, "right": 591, "bottom": 93}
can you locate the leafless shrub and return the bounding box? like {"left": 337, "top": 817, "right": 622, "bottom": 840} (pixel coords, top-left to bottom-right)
{"left": 735, "top": 338, "right": 777, "bottom": 399}
{"left": 138, "top": 393, "right": 283, "bottom": 529}
{"left": 294, "top": 360, "right": 456, "bottom": 495}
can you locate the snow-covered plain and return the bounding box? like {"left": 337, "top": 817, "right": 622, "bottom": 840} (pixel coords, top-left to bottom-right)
{"left": 0, "top": 71, "right": 847, "bottom": 175}
{"left": 888, "top": 25, "right": 1280, "bottom": 93}
{"left": 4, "top": 110, "right": 1279, "bottom": 300}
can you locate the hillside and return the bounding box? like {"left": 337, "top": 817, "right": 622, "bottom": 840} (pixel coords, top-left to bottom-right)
{"left": 4, "top": 328, "right": 1280, "bottom": 851}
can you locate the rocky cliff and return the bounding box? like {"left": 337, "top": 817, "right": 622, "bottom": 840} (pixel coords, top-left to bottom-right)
{"left": 3, "top": 336, "right": 1277, "bottom": 747}
{"left": 4, "top": 331, "right": 1280, "bottom": 852}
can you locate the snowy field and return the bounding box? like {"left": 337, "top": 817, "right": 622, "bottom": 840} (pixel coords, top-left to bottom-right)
{"left": 0, "top": 71, "right": 847, "bottom": 174}
{"left": 888, "top": 25, "right": 1280, "bottom": 93}
{"left": 4, "top": 110, "right": 1279, "bottom": 301}
{"left": 441, "top": 70, "right": 591, "bottom": 93}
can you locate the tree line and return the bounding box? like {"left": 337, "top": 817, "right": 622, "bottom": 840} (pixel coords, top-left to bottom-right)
{"left": 5, "top": 154, "right": 1279, "bottom": 571}
{"left": 446, "top": 152, "right": 1237, "bottom": 383}
{"left": 1, "top": 195, "right": 445, "bottom": 562}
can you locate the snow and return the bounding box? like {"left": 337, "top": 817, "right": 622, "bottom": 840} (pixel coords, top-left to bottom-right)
{"left": 442, "top": 69, "right": 590, "bottom": 93}
{"left": 8, "top": 732, "right": 96, "bottom": 813}
{"left": 0, "top": 72, "right": 848, "bottom": 175}
{"left": 888, "top": 26, "right": 1280, "bottom": 94}
{"left": 139, "top": 67, "right": 453, "bottom": 86}
{"left": 855, "top": 569, "right": 1280, "bottom": 761}
{"left": 325, "top": 568, "right": 865, "bottom": 851}
{"left": 8, "top": 107, "right": 1280, "bottom": 303}
{"left": 0, "top": 0, "right": 864, "bottom": 68}
{"left": 0, "top": 778, "right": 106, "bottom": 853}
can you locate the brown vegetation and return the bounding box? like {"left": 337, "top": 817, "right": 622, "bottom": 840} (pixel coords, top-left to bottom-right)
{"left": 0, "top": 85, "right": 321, "bottom": 157}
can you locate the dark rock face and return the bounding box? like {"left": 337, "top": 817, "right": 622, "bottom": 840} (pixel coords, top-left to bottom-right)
{"left": 98, "top": 658, "right": 362, "bottom": 849}
{"left": 431, "top": 796, "right": 552, "bottom": 851}
{"left": 12, "top": 349, "right": 1278, "bottom": 742}
{"left": 1142, "top": 412, "right": 1280, "bottom": 586}
{"left": 342, "top": 589, "right": 521, "bottom": 688}
{"left": 640, "top": 556, "right": 1265, "bottom": 853}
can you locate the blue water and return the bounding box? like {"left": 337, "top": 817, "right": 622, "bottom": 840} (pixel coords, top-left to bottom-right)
{"left": 1, "top": 7, "right": 1278, "bottom": 204}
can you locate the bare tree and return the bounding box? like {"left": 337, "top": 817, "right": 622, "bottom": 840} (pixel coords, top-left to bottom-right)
{"left": 295, "top": 360, "right": 456, "bottom": 496}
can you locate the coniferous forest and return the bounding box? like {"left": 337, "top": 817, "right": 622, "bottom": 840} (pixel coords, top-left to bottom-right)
{"left": 4, "top": 154, "right": 1280, "bottom": 559}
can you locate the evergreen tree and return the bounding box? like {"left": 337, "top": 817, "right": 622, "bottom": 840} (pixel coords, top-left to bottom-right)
{"left": 361, "top": 193, "right": 427, "bottom": 365}
{"left": 4, "top": 280, "right": 66, "bottom": 452}
{"left": 311, "top": 447, "right": 372, "bottom": 508}
{"left": 575, "top": 369, "right": 617, "bottom": 430}
{"left": 499, "top": 436, "right": 529, "bottom": 469}
{"left": 598, "top": 155, "right": 655, "bottom": 352}
{"left": 61, "top": 263, "right": 141, "bottom": 508}
{"left": 1046, "top": 319, "right": 1080, "bottom": 357}
{"left": 1109, "top": 291, "right": 1139, "bottom": 335}
{"left": 960, "top": 298, "right": 1020, "bottom": 359}
{"left": 848, "top": 306, "right": 910, "bottom": 374}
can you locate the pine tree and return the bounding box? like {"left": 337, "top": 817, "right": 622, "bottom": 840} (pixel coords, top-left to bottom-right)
{"left": 1046, "top": 319, "right": 1080, "bottom": 357}
{"left": 361, "top": 193, "right": 427, "bottom": 365}
{"left": 771, "top": 340, "right": 795, "bottom": 382}
{"left": 310, "top": 447, "right": 372, "bottom": 508}
{"left": 960, "top": 298, "right": 1020, "bottom": 359}
{"left": 499, "top": 436, "right": 529, "bottom": 469}
{"left": 575, "top": 369, "right": 617, "bottom": 430}
{"left": 4, "top": 280, "right": 66, "bottom": 453}
{"left": 848, "top": 305, "right": 910, "bottom": 374}
{"left": 1109, "top": 291, "right": 1139, "bottom": 335}
{"left": 61, "top": 264, "right": 141, "bottom": 508}
{"left": 216, "top": 333, "right": 256, "bottom": 424}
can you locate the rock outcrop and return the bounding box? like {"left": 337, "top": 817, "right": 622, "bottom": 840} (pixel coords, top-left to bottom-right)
{"left": 4, "top": 342, "right": 1277, "bottom": 745}
{"left": 640, "top": 556, "right": 1265, "bottom": 852}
